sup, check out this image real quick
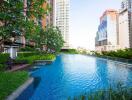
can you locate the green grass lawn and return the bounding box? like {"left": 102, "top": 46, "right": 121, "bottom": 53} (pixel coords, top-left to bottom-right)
{"left": 0, "top": 71, "right": 28, "bottom": 100}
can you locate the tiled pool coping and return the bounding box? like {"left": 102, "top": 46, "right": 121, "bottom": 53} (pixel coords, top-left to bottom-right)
{"left": 6, "top": 78, "right": 34, "bottom": 100}
{"left": 34, "top": 59, "right": 56, "bottom": 65}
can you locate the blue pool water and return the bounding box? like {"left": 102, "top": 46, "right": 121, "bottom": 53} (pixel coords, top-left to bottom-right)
{"left": 26, "top": 54, "right": 132, "bottom": 100}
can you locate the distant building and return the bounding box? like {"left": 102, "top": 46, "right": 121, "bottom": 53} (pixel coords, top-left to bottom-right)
{"left": 54, "top": 0, "right": 70, "bottom": 49}
{"left": 95, "top": 10, "right": 119, "bottom": 52}
{"left": 118, "top": 0, "right": 132, "bottom": 49}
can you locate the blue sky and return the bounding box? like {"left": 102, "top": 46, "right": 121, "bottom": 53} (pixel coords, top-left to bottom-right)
{"left": 69, "top": 0, "right": 121, "bottom": 50}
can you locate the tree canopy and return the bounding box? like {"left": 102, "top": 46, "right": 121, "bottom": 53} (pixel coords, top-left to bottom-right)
{"left": 45, "top": 26, "right": 64, "bottom": 53}
{"left": 0, "top": 0, "right": 50, "bottom": 51}
{"left": 30, "top": 26, "right": 64, "bottom": 53}
{"left": 0, "top": 0, "right": 64, "bottom": 53}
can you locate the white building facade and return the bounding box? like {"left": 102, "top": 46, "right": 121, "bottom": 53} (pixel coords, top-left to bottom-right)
{"left": 54, "top": 0, "right": 70, "bottom": 49}
{"left": 119, "top": 0, "right": 132, "bottom": 49}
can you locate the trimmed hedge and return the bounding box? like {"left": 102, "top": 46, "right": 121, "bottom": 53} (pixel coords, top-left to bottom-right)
{"left": 101, "top": 49, "right": 132, "bottom": 59}
{"left": 94, "top": 49, "right": 132, "bottom": 59}
{"left": 19, "top": 47, "right": 36, "bottom": 52}
{"left": 61, "top": 49, "right": 78, "bottom": 54}
{"left": 16, "top": 54, "right": 56, "bottom": 64}
{"left": 0, "top": 53, "right": 9, "bottom": 64}
{"left": 18, "top": 51, "right": 48, "bottom": 57}
{"left": 0, "top": 53, "right": 9, "bottom": 71}
{"left": 18, "top": 52, "right": 38, "bottom": 57}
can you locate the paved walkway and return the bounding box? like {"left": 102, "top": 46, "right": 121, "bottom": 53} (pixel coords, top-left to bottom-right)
{"left": 7, "top": 64, "right": 30, "bottom": 72}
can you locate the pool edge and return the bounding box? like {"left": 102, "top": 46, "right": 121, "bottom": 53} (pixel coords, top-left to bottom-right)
{"left": 6, "top": 77, "right": 34, "bottom": 100}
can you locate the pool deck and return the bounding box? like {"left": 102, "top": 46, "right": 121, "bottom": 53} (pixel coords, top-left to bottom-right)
{"left": 34, "top": 59, "right": 56, "bottom": 65}
{"left": 7, "top": 59, "right": 55, "bottom": 72}
{"left": 7, "top": 64, "right": 30, "bottom": 72}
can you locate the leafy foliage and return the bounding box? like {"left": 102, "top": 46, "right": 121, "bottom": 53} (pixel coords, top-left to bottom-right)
{"left": 0, "top": 53, "right": 9, "bottom": 64}
{"left": 30, "top": 26, "right": 64, "bottom": 53}
{"left": 0, "top": 0, "right": 49, "bottom": 52}
{"left": 101, "top": 49, "right": 132, "bottom": 59}
{"left": 19, "top": 46, "right": 36, "bottom": 52}
{"left": 45, "top": 27, "right": 64, "bottom": 52}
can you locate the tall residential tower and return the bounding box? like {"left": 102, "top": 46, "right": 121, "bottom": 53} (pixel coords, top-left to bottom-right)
{"left": 41, "top": 0, "right": 55, "bottom": 28}
{"left": 54, "top": 0, "right": 70, "bottom": 49}
{"left": 119, "top": 0, "right": 132, "bottom": 49}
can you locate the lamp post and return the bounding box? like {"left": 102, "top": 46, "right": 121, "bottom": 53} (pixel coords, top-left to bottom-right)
{"left": 9, "top": 37, "right": 18, "bottom": 59}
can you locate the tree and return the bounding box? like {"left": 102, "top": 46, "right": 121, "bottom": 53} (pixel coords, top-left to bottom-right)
{"left": 45, "top": 26, "right": 64, "bottom": 53}
{"left": 0, "top": 0, "right": 50, "bottom": 52}
{"left": 30, "top": 26, "right": 64, "bottom": 53}
{"left": 28, "top": 28, "right": 45, "bottom": 49}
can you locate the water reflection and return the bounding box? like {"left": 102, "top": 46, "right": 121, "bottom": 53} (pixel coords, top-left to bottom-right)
{"left": 107, "top": 61, "right": 132, "bottom": 87}
{"left": 95, "top": 58, "right": 109, "bottom": 89}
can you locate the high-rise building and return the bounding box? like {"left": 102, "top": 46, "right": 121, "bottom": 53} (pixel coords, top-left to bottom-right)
{"left": 119, "top": 0, "right": 132, "bottom": 49}
{"left": 41, "top": 0, "right": 55, "bottom": 28}
{"left": 54, "top": 0, "right": 70, "bottom": 49}
{"left": 49, "top": 0, "right": 55, "bottom": 26}
{"left": 95, "top": 10, "right": 119, "bottom": 52}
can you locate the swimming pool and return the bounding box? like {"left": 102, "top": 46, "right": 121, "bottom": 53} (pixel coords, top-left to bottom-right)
{"left": 22, "top": 54, "right": 132, "bottom": 100}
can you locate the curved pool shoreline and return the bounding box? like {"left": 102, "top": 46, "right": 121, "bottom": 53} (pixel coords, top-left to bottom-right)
{"left": 18, "top": 54, "right": 132, "bottom": 100}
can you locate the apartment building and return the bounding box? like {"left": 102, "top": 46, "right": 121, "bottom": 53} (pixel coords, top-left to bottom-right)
{"left": 41, "top": 0, "right": 55, "bottom": 28}
{"left": 119, "top": 0, "right": 132, "bottom": 49}
{"left": 54, "top": 0, "right": 70, "bottom": 49}
{"left": 95, "top": 10, "right": 119, "bottom": 52}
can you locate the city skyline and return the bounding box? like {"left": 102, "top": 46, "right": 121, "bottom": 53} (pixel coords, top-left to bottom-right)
{"left": 70, "top": 0, "right": 121, "bottom": 50}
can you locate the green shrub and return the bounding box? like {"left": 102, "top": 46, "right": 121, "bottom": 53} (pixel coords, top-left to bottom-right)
{"left": 18, "top": 52, "right": 38, "bottom": 57}
{"left": 0, "top": 53, "right": 9, "bottom": 64}
{"left": 61, "top": 49, "right": 78, "bottom": 54}
{"left": 18, "top": 51, "right": 50, "bottom": 57}
{"left": 94, "top": 48, "right": 132, "bottom": 59}
{"left": 16, "top": 54, "right": 56, "bottom": 64}
{"left": 68, "top": 49, "right": 78, "bottom": 53}
{"left": 19, "top": 47, "right": 36, "bottom": 52}
{"left": 0, "top": 64, "right": 6, "bottom": 71}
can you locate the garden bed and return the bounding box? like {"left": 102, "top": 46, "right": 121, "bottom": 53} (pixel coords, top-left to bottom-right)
{"left": 16, "top": 53, "right": 56, "bottom": 64}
